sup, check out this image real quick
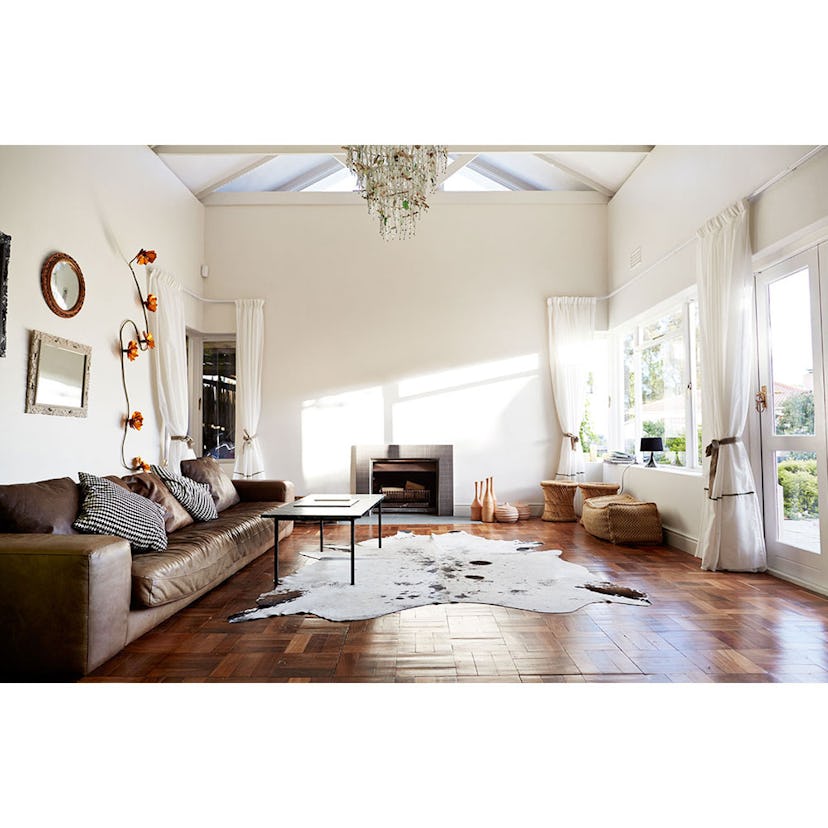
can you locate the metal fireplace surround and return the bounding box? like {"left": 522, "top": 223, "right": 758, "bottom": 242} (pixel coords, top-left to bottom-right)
{"left": 351, "top": 444, "right": 454, "bottom": 516}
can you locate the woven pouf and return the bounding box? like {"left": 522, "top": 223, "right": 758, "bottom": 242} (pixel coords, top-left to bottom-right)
{"left": 539, "top": 480, "right": 579, "bottom": 522}
{"left": 514, "top": 503, "right": 532, "bottom": 521}
{"left": 581, "top": 493, "right": 663, "bottom": 545}
{"left": 495, "top": 503, "right": 519, "bottom": 523}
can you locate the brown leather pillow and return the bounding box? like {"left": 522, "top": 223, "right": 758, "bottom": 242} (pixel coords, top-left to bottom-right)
{"left": 0, "top": 476, "right": 80, "bottom": 534}
{"left": 180, "top": 456, "right": 240, "bottom": 512}
{"left": 120, "top": 472, "right": 194, "bottom": 534}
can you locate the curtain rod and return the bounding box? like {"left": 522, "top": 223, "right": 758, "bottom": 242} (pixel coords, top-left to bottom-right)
{"left": 590, "top": 145, "right": 826, "bottom": 303}
{"left": 180, "top": 286, "right": 262, "bottom": 304}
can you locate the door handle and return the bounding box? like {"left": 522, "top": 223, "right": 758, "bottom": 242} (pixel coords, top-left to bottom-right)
{"left": 755, "top": 385, "right": 768, "bottom": 413}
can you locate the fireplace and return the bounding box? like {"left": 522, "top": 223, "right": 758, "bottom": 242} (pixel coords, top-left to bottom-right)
{"left": 352, "top": 444, "right": 454, "bottom": 515}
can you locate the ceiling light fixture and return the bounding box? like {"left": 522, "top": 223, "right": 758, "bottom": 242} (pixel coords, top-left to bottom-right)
{"left": 343, "top": 145, "right": 447, "bottom": 241}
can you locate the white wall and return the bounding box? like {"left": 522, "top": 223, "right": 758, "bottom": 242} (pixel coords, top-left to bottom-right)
{"left": 203, "top": 197, "right": 607, "bottom": 509}
{"left": 0, "top": 146, "right": 204, "bottom": 484}
{"left": 607, "top": 145, "right": 813, "bottom": 327}
{"left": 605, "top": 145, "right": 828, "bottom": 553}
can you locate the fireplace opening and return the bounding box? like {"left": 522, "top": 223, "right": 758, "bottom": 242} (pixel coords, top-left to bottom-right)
{"left": 371, "top": 459, "right": 438, "bottom": 514}
{"left": 353, "top": 444, "right": 453, "bottom": 515}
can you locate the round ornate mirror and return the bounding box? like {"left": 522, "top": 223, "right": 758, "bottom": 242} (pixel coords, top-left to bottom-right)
{"left": 40, "top": 252, "right": 85, "bottom": 318}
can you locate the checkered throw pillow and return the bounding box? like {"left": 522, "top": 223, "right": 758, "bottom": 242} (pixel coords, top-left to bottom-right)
{"left": 151, "top": 464, "right": 218, "bottom": 521}
{"left": 73, "top": 472, "right": 168, "bottom": 553}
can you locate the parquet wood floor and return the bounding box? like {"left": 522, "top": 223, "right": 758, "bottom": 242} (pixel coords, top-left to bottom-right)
{"left": 81, "top": 519, "right": 828, "bottom": 683}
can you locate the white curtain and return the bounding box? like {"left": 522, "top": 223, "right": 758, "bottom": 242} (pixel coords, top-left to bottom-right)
{"left": 147, "top": 266, "right": 196, "bottom": 474}
{"left": 547, "top": 297, "right": 596, "bottom": 479}
{"left": 234, "top": 298, "right": 265, "bottom": 478}
{"left": 696, "top": 200, "right": 767, "bottom": 571}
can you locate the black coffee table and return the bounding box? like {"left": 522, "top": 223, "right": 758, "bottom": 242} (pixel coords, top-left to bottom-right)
{"left": 261, "top": 494, "right": 385, "bottom": 587}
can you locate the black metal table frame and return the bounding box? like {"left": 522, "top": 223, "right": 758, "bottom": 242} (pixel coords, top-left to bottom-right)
{"left": 267, "top": 497, "right": 383, "bottom": 587}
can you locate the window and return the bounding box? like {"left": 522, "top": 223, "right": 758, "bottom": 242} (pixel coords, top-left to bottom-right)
{"left": 615, "top": 295, "right": 702, "bottom": 469}
{"left": 187, "top": 334, "right": 237, "bottom": 462}
{"left": 581, "top": 335, "right": 609, "bottom": 459}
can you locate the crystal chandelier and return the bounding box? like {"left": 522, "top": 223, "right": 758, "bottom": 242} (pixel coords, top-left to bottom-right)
{"left": 344, "top": 145, "right": 448, "bottom": 241}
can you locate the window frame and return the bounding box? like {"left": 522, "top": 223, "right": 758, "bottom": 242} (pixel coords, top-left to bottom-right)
{"left": 611, "top": 288, "right": 702, "bottom": 472}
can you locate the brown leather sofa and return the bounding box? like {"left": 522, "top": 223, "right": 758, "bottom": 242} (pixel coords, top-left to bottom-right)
{"left": 0, "top": 475, "right": 294, "bottom": 680}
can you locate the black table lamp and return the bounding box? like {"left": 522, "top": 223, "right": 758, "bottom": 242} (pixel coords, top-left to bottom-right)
{"left": 640, "top": 437, "right": 663, "bottom": 468}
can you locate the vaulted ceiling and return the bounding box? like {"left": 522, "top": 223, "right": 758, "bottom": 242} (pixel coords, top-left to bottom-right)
{"left": 152, "top": 145, "right": 653, "bottom": 203}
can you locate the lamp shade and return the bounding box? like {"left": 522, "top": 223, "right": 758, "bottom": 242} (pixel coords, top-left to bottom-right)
{"left": 640, "top": 437, "right": 664, "bottom": 452}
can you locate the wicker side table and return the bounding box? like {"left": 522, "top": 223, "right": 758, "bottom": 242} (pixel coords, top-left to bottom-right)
{"left": 540, "top": 480, "right": 579, "bottom": 522}
{"left": 577, "top": 482, "right": 620, "bottom": 508}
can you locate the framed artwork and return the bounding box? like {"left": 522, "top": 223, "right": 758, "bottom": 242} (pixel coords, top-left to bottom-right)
{"left": 0, "top": 232, "right": 10, "bottom": 358}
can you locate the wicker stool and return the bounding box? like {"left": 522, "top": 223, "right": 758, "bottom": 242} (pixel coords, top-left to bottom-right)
{"left": 576, "top": 482, "right": 621, "bottom": 519}
{"left": 577, "top": 482, "right": 620, "bottom": 502}
{"left": 581, "top": 493, "right": 662, "bottom": 545}
{"left": 540, "top": 480, "right": 579, "bottom": 522}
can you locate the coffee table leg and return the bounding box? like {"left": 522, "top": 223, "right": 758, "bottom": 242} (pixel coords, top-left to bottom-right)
{"left": 273, "top": 520, "right": 280, "bottom": 587}
{"left": 378, "top": 498, "right": 382, "bottom": 549}
{"left": 320, "top": 520, "right": 324, "bottom": 553}
{"left": 350, "top": 520, "right": 355, "bottom": 585}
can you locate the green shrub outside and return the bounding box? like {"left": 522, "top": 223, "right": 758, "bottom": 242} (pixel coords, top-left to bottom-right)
{"left": 777, "top": 459, "right": 818, "bottom": 519}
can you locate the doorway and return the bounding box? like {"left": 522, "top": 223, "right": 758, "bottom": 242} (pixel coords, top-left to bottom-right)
{"left": 756, "top": 244, "right": 828, "bottom": 590}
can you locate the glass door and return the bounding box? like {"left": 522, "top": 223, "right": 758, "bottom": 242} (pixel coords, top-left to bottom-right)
{"left": 756, "top": 246, "right": 828, "bottom": 589}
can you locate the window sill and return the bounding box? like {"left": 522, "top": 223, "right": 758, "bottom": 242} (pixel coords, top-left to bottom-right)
{"left": 603, "top": 461, "right": 702, "bottom": 478}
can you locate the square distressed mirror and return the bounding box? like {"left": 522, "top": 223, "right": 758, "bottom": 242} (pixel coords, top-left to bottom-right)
{"left": 26, "top": 330, "right": 91, "bottom": 417}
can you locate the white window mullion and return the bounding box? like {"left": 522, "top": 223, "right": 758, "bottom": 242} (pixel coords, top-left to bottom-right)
{"left": 685, "top": 299, "right": 698, "bottom": 468}
{"left": 634, "top": 326, "right": 643, "bottom": 459}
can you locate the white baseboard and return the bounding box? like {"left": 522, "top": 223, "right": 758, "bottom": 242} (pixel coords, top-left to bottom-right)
{"left": 662, "top": 525, "right": 698, "bottom": 555}
{"left": 455, "top": 502, "right": 544, "bottom": 518}
{"left": 766, "top": 567, "right": 828, "bottom": 598}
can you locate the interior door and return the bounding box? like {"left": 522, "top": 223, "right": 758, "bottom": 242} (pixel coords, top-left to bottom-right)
{"left": 755, "top": 245, "right": 828, "bottom": 589}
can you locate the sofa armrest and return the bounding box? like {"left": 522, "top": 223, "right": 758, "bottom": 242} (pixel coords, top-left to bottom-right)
{"left": 232, "top": 479, "right": 295, "bottom": 504}
{"left": 0, "top": 534, "right": 132, "bottom": 679}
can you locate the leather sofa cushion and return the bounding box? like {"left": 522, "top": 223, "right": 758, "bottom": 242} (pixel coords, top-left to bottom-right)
{"left": 120, "top": 472, "right": 194, "bottom": 534}
{"left": 180, "top": 456, "right": 240, "bottom": 512}
{"left": 130, "top": 501, "right": 283, "bottom": 607}
{"left": 0, "top": 477, "right": 80, "bottom": 534}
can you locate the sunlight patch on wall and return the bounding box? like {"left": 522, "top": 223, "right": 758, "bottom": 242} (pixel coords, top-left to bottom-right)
{"left": 301, "top": 386, "right": 384, "bottom": 486}
{"left": 393, "top": 376, "right": 538, "bottom": 445}
{"left": 397, "top": 353, "right": 540, "bottom": 398}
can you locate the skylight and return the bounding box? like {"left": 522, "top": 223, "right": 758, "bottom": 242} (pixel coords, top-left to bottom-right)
{"left": 441, "top": 166, "right": 510, "bottom": 191}
{"left": 303, "top": 166, "right": 359, "bottom": 192}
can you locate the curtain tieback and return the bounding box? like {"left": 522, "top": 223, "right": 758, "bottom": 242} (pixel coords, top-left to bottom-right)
{"left": 242, "top": 429, "right": 257, "bottom": 453}
{"left": 171, "top": 434, "right": 193, "bottom": 448}
{"left": 563, "top": 432, "right": 580, "bottom": 450}
{"left": 705, "top": 436, "right": 740, "bottom": 494}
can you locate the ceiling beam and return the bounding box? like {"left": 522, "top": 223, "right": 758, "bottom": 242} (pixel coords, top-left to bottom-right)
{"left": 278, "top": 157, "right": 346, "bottom": 191}
{"left": 195, "top": 154, "right": 277, "bottom": 200}
{"left": 152, "top": 144, "right": 655, "bottom": 156}
{"left": 436, "top": 153, "right": 478, "bottom": 186}
{"left": 466, "top": 158, "right": 535, "bottom": 191}
{"left": 534, "top": 153, "right": 615, "bottom": 198}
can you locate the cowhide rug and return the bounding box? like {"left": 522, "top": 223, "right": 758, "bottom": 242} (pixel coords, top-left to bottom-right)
{"left": 228, "top": 530, "right": 649, "bottom": 623}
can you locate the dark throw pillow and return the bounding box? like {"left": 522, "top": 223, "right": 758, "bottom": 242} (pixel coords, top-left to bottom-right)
{"left": 180, "top": 456, "right": 241, "bottom": 512}
{"left": 73, "top": 472, "right": 168, "bottom": 553}
{"left": 120, "top": 472, "right": 194, "bottom": 534}
{"left": 0, "top": 477, "right": 81, "bottom": 534}
{"left": 151, "top": 464, "right": 218, "bottom": 522}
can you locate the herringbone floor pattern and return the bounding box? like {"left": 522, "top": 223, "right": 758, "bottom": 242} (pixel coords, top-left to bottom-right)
{"left": 81, "top": 519, "right": 828, "bottom": 683}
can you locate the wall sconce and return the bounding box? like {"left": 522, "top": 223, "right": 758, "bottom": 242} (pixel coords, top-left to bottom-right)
{"left": 119, "top": 248, "right": 158, "bottom": 471}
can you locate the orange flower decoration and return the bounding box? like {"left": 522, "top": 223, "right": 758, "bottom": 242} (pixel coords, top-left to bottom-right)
{"left": 144, "top": 331, "right": 155, "bottom": 349}
{"left": 125, "top": 340, "right": 139, "bottom": 361}
{"left": 127, "top": 411, "right": 144, "bottom": 431}
{"left": 132, "top": 457, "right": 151, "bottom": 472}
{"left": 135, "top": 249, "right": 157, "bottom": 265}
{"left": 145, "top": 294, "right": 158, "bottom": 312}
